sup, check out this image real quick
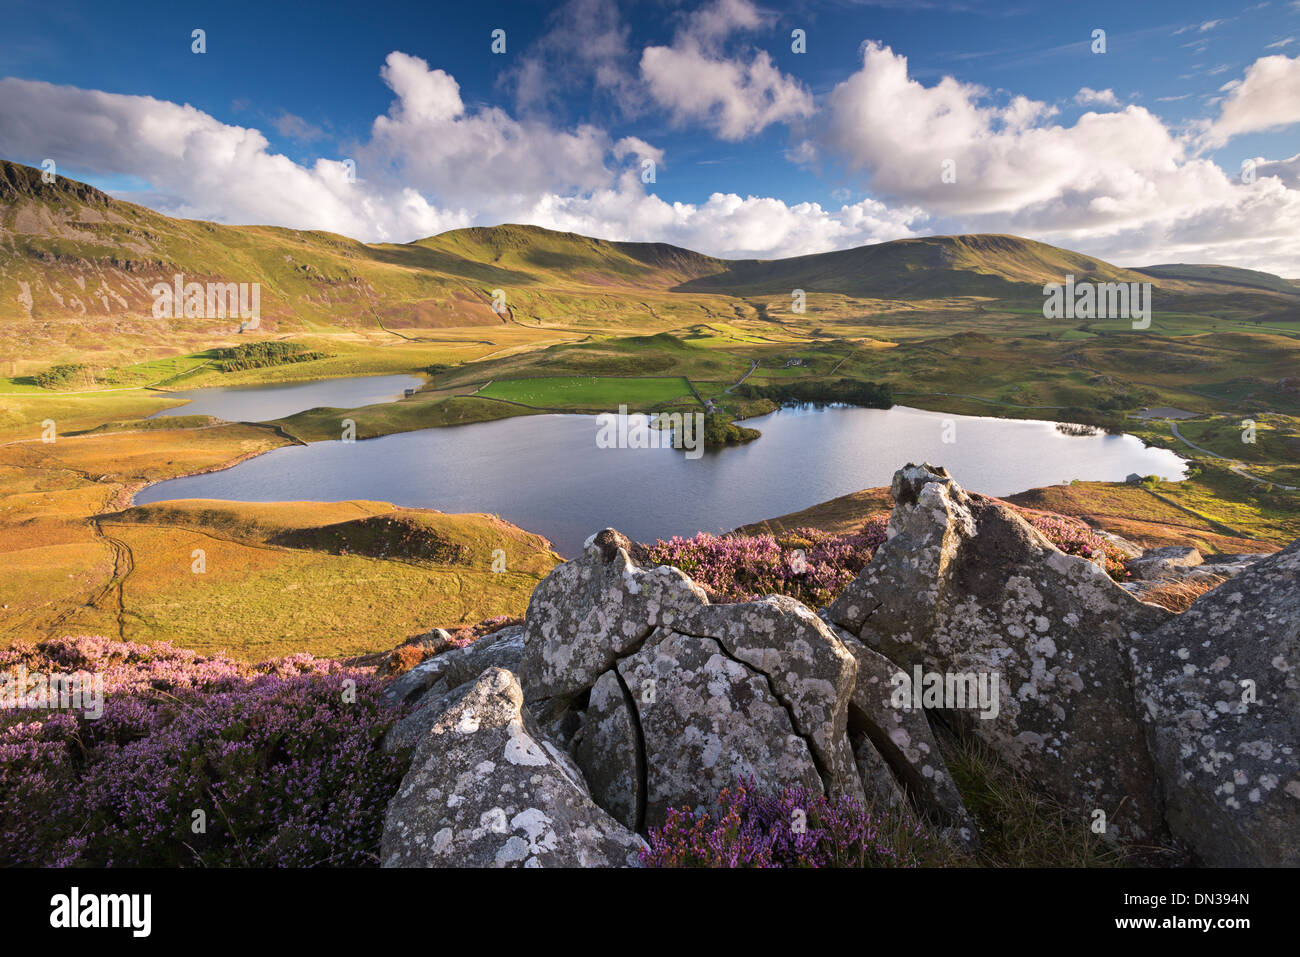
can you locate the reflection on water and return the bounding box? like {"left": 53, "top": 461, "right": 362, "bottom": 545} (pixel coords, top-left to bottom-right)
{"left": 148, "top": 374, "right": 425, "bottom": 422}
{"left": 136, "top": 402, "right": 1186, "bottom": 557}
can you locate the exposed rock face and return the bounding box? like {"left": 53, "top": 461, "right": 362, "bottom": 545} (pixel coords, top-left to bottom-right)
{"left": 381, "top": 624, "right": 525, "bottom": 709}
{"left": 383, "top": 529, "right": 884, "bottom": 862}
{"left": 382, "top": 626, "right": 527, "bottom": 752}
{"left": 612, "top": 628, "right": 824, "bottom": 828}
{"left": 1128, "top": 546, "right": 1203, "bottom": 581}
{"left": 573, "top": 670, "right": 642, "bottom": 830}
{"left": 380, "top": 668, "right": 645, "bottom": 868}
{"left": 833, "top": 625, "right": 979, "bottom": 847}
{"left": 525, "top": 531, "right": 867, "bottom": 826}
{"left": 1098, "top": 531, "right": 1144, "bottom": 561}
{"left": 1122, "top": 549, "right": 1273, "bottom": 606}
{"left": 520, "top": 529, "right": 708, "bottom": 706}
{"left": 1131, "top": 541, "right": 1300, "bottom": 866}
{"left": 826, "top": 463, "right": 1171, "bottom": 840}
{"left": 378, "top": 465, "right": 1296, "bottom": 867}
{"left": 680, "top": 598, "right": 863, "bottom": 803}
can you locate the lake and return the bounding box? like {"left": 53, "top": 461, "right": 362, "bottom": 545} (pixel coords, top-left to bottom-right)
{"left": 148, "top": 373, "right": 425, "bottom": 422}
{"left": 135, "top": 400, "right": 1187, "bottom": 556}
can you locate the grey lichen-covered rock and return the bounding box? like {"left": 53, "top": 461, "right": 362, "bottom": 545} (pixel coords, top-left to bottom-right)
{"left": 619, "top": 628, "right": 824, "bottom": 828}
{"left": 1131, "top": 540, "right": 1300, "bottom": 866}
{"left": 382, "top": 627, "right": 528, "bottom": 751}
{"left": 381, "top": 668, "right": 645, "bottom": 868}
{"left": 1128, "top": 546, "right": 1203, "bottom": 581}
{"left": 524, "top": 532, "right": 870, "bottom": 825}
{"left": 380, "top": 625, "right": 525, "bottom": 708}
{"left": 1098, "top": 531, "right": 1144, "bottom": 561}
{"left": 384, "top": 681, "right": 475, "bottom": 754}
{"left": 681, "top": 597, "right": 864, "bottom": 804}
{"left": 826, "top": 463, "right": 1172, "bottom": 841}
{"left": 851, "top": 731, "right": 907, "bottom": 812}
{"left": 520, "top": 528, "right": 708, "bottom": 704}
{"left": 835, "top": 627, "right": 979, "bottom": 847}
{"left": 574, "top": 669, "right": 643, "bottom": 830}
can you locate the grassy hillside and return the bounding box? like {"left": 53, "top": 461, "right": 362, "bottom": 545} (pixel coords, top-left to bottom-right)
{"left": 9, "top": 157, "right": 1299, "bottom": 378}
{"left": 675, "top": 233, "right": 1161, "bottom": 299}
{"left": 0, "top": 417, "right": 559, "bottom": 657}
{"left": 1135, "top": 263, "right": 1300, "bottom": 296}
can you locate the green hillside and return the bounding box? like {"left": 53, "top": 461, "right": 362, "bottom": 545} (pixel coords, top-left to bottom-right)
{"left": 6, "top": 155, "right": 1300, "bottom": 399}
{"left": 1135, "top": 263, "right": 1300, "bottom": 296}
{"left": 674, "top": 233, "right": 1161, "bottom": 299}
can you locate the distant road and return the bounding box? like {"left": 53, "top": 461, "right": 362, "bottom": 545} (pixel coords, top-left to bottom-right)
{"left": 724, "top": 360, "right": 758, "bottom": 394}
{"left": 1168, "top": 420, "right": 1297, "bottom": 492}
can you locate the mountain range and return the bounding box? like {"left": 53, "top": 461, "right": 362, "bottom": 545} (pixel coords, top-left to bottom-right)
{"left": 2, "top": 158, "right": 1298, "bottom": 342}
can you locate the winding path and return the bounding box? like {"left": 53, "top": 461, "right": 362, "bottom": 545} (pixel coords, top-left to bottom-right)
{"left": 1167, "top": 420, "right": 1297, "bottom": 492}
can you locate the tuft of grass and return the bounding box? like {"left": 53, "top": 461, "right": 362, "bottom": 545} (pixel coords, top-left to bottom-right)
{"left": 939, "top": 725, "right": 1133, "bottom": 867}
{"left": 1132, "top": 574, "right": 1227, "bottom": 613}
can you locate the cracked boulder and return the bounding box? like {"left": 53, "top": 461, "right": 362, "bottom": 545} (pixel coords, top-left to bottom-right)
{"left": 1131, "top": 540, "right": 1300, "bottom": 866}
{"left": 524, "top": 534, "right": 868, "bottom": 828}
{"left": 679, "top": 597, "right": 864, "bottom": 804}
{"left": 520, "top": 529, "right": 708, "bottom": 706}
{"left": 380, "top": 668, "right": 645, "bottom": 868}
{"left": 826, "top": 463, "right": 1172, "bottom": 841}
{"left": 609, "top": 628, "right": 824, "bottom": 829}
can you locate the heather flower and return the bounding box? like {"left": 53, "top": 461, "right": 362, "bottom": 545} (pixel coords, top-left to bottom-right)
{"left": 640, "top": 778, "right": 930, "bottom": 868}
{"left": 648, "top": 503, "right": 1129, "bottom": 611}
{"left": 0, "top": 636, "right": 408, "bottom": 868}
{"left": 648, "top": 519, "right": 887, "bottom": 606}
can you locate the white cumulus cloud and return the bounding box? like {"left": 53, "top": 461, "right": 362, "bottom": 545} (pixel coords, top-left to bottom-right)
{"left": 1074, "top": 87, "right": 1120, "bottom": 107}
{"left": 1204, "top": 53, "right": 1300, "bottom": 145}
{"left": 639, "top": 0, "right": 814, "bottom": 140}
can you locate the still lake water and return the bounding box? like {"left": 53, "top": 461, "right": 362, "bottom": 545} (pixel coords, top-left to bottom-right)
{"left": 148, "top": 374, "right": 425, "bottom": 422}
{"left": 136, "top": 399, "right": 1186, "bottom": 557}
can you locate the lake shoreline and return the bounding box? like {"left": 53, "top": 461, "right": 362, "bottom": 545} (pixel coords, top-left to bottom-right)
{"left": 133, "top": 393, "right": 1188, "bottom": 558}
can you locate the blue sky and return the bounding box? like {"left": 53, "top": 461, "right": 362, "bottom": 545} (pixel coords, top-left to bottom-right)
{"left": 2, "top": 0, "right": 1299, "bottom": 271}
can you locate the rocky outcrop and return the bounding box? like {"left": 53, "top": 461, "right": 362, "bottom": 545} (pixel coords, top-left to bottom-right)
{"left": 520, "top": 529, "right": 708, "bottom": 706}
{"left": 530, "top": 538, "right": 867, "bottom": 826}
{"left": 601, "top": 627, "right": 825, "bottom": 829}
{"left": 378, "top": 463, "right": 1297, "bottom": 868}
{"left": 382, "top": 625, "right": 526, "bottom": 752}
{"left": 380, "top": 668, "right": 645, "bottom": 867}
{"left": 1131, "top": 541, "right": 1300, "bottom": 866}
{"left": 832, "top": 624, "right": 979, "bottom": 848}
{"left": 1121, "top": 547, "right": 1273, "bottom": 606}
{"left": 826, "top": 463, "right": 1171, "bottom": 841}
{"left": 680, "top": 598, "right": 863, "bottom": 804}
{"left": 1128, "top": 546, "right": 1202, "bottom": 580}
{"left": 381, "top": 532, "right": 885, "bottom": 864}
{"left": 381, "top": 624, "right": 525, "bottom": 709}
